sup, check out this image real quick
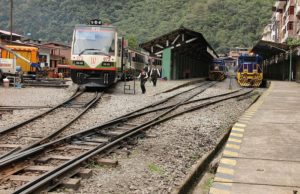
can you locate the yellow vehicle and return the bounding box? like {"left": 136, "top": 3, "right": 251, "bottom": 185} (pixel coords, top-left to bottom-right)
{"left": 237, "top": 54, "right": 263, "bottom": 87}
{"left": 0, "top": 45, "right": 38, "bottom": 73}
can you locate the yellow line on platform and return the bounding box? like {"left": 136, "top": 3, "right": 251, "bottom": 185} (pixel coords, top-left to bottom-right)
{"left": 230, "top": 133, "right": 243, "bottom": 138}
{"left": 220, "top": 158, "right": 237, "bottom": 166}
{"left": 214, "top": 177, "right": 232, "bottom": 182}
{"left": 232, "top": 127, "right": 244, "bottom": 132}
{"left": 234, "top": 123, "right": 246, "bottom": 128}
{"left": 223, "top": 150, "right": 239, "bottom": 157}
{"left": 217, "top": 167, "right": 235, "bottom": 175}
{"left": 228, "top": 138, "right": 242, "bottom": 143}
{"left": 226, "top": 144, "right": 240, "bottom": 150}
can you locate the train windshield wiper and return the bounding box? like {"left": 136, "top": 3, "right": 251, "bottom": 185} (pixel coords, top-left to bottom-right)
{"left": 78, "top": 49, "right": 109, "bottom": 56}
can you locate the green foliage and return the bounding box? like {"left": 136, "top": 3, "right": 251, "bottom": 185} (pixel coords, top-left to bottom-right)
{"left": 148, "top": 163, "right": 164, "bottom": 174}
{"left": 86, "top": 161, "right": 104, "bottom": 169}
{"left": 0, "top": 0, "right": 273, "bottom": 52}
{"left": 126, "top": 34, "right": 139, "bottom": 49}
{"left": 287, "top": 37, "right": 300, "bottom": 47}
{"left": 204, "top": 177, "right": 214, "bottom": 191}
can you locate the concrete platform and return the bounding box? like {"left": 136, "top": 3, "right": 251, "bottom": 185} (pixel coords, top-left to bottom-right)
{"left": 210, "top": 81, "right": 300, "bottom": 194}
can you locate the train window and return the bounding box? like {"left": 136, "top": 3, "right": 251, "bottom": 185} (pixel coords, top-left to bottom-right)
{"left": 109, "top": 39, "right": 115, "bottom": 54}
{"left": 243, "top": 57, "right": 257, "bottom": 62}
{"left": 243, "top": 64, "right": 247, "bottom": 70}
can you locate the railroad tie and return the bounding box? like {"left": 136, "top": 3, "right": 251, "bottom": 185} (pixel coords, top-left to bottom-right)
{"left": 61, "top": 178, "right": 81, "bottom": 190}
{"left": 94, "top": 158, "right": 119, "bottom": 167}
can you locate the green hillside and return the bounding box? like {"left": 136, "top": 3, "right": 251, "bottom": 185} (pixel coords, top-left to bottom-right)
{"left": 0, "top": 0, "right": 274, "bottom": 53}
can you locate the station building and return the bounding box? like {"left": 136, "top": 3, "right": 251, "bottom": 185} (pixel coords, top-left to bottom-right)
{"left": 255, "top": 0, "right": 300, "bottom": 82}
{"left": 140, "top": 27, "right": 218, "bottom": 80}
{"left": 0, "top": 29, "right": 71, "bottom": 77}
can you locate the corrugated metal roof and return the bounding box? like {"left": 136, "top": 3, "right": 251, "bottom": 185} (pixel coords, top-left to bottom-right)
{"left": 140, "top": 27, "right": 218, "bottom": 59}
{"left": 0, "top": 30, "right": 23, "bottom": 37}
{"left": 5, "top": 45, "right": 38, "bottom": 51}
{"left": 251, "top": 40, "right": 289, "bottom": 59}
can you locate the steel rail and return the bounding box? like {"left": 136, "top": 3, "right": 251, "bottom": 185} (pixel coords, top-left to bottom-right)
{"left": 0, "top": 88, "right": 84, "bottom": 135}
{"left": 0, "top": 85, "right": 244, "bottom": 166}
{"left": 0, "top": 105, "right": 52, "bottom": 109}
{"left": 121, "top": 88, "right": 243, "bottom": 118}
{"left": 0, "top": 82, "right": 216, "bottom": 166}
{"left": 12, "top": 89, "right": 253, "bottom": 194}
{"left": 112, "top": 81, "right": 211, "bottom": 120}
{"left": 2, "top": 92, "right": 103, "bottom": 158}
{"left": 0, "top": 82, "right": 233, "bottom": 165}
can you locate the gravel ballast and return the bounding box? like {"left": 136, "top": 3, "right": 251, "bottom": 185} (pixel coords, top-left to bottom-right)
{"left": 0, "top": 78, "right": 263, "bottom": 193}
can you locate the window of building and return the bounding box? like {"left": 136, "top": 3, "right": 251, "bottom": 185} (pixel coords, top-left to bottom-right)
{"left": 288, "top": 22, "right": 294, "bottom": 30}
{"left": 289, "top": 6, "right": 295, "bottom": 15}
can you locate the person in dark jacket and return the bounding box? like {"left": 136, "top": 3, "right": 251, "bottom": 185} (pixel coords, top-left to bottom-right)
{"left": 150, "top": 65, "right": 160, "bottom": 86}
{"left": 137, "top": 69, "right": 148, "bottom": 94}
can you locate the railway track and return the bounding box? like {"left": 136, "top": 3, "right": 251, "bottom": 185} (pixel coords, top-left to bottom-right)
{"left": 0, "top": 82, "right": 210, "bottom": 160}
{"left": 0, "top": 89, "right": 103, "bottom": 159}
{"left": 0, "top": 82, "right": 255, "bottom": 193}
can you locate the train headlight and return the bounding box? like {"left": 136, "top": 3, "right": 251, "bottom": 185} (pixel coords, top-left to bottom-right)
{"left": 73, "top": 61, "right": 84, "bottom": 66}
{"left": 241, "top": 74, "right": 247, "bottom": 80}
{"left": 90, "top": 19, "right": 102, "bottom": 25}
{"left": 102, "top": 62, "right": 113, "bottom": 66}
{"left": 214, "top": 66, "right": 219, "bottom": 70}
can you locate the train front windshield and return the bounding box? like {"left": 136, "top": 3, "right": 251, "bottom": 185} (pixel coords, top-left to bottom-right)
{"left": 211, "top": 61, "right": 223, "bottom": 71}
{"left": 242, "top": 56, "right": 257, "bottom": 63}
{"left": 72, "top": 26, "right": 116, "bottom": 56}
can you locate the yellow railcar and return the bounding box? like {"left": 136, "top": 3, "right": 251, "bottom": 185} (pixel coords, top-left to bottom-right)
{"left": 237, "top": 55, "right": 263, "bottom": 87}
{"left": 1, "top": 45, "right": 38, "bottom": 72}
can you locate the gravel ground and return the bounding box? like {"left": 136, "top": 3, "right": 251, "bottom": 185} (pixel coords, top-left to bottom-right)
{"left": 57, "top": 79, "right": 205, "bottom": 138}
{"left": 0, "top": 84, "right": 77, "bottom": 107}
{"left": 0, "top": 84, "right": 78, "bottom": 128}
{"left": 0, "top": 78, "right": 264, "bottom": 193}
{"left": 0, "top": 79, "right": 201, "bottom": 138}
{"left": 74, "top": 78, "right": 260, "bottom": 194}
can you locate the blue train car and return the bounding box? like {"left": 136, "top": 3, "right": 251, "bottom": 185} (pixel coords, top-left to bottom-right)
{"left": 209, "top": 59, "right": 226, "bottom": 81}
{"left": 237, "top": 54, "right": 263, "bottom": 87}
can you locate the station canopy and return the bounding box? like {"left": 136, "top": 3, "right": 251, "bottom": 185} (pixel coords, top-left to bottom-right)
{"left": 251, "top": 40, "right": 289, "bottom": 59}
{"left": 140, "top": 27, "right": 218, "bottom": 60}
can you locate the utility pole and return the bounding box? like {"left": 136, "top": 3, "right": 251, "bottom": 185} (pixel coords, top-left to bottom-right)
{"left": 289, "top": 48, "right": 292, "bottom": 81}
{"left": 10, "top": 0, "right": 13, "bottom": 42}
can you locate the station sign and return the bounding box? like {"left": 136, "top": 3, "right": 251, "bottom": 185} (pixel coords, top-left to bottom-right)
{"left": 0, "top": 58, "right": 14, "bottom": 73}
{"left": 0, "top": 58, "right": 13, "bottom": 68}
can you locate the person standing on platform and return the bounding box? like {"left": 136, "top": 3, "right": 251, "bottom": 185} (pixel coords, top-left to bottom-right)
{"left": 137, "top": 68, "right": 148, "bottom": 94}
{"left": 150, "top": 65, "right": 160, "bottom": 87}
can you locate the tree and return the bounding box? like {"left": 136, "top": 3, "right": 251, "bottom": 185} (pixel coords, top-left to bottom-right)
{"left": 126, "top": 34, "right": 138, "bottom": 49}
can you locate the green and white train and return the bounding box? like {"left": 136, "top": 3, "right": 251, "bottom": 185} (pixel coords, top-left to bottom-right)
{"left": 70, "top": 20, "right": 161, "bottom": 87}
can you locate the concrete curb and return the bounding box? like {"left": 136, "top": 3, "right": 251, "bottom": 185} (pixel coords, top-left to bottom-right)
{"left": 172, "top": 127, "right": 231, "bottom": 194}
{"left": 173, "top": 86, "right": 267, "bottom": 194}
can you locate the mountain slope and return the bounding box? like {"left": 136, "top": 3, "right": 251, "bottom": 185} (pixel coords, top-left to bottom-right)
{"left": 0, "top": 0, "right": 274, "bottom": 53}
